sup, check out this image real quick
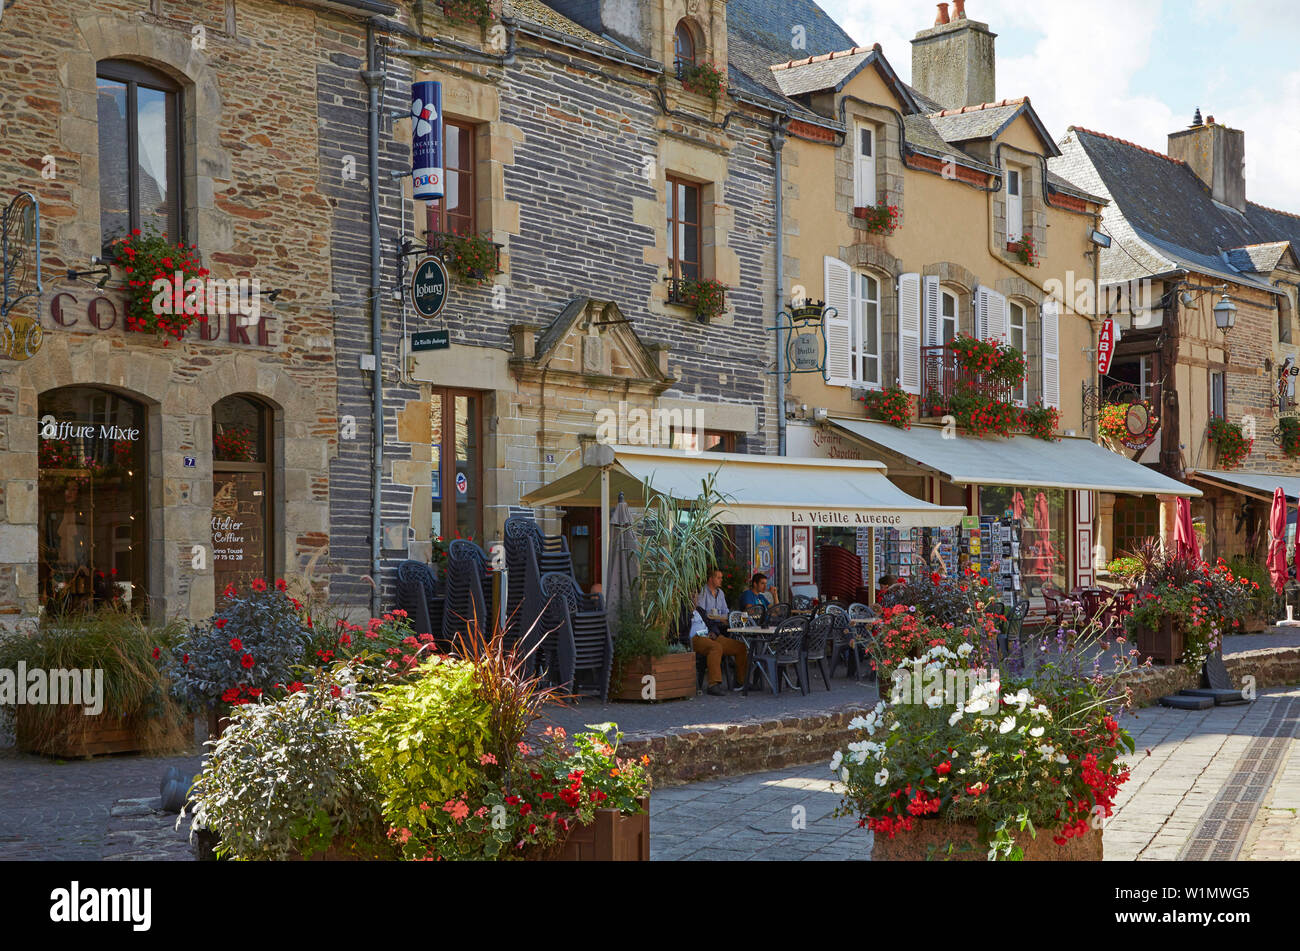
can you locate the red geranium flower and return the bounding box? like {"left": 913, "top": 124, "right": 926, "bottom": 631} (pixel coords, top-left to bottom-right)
{"left": 240, "top": 653, "right": 255, "bottom": 668}
{"left": 229, "top": 638, "right": 242, "bottom": 651}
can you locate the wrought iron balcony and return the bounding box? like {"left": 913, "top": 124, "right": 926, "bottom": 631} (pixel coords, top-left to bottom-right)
{"left": 919, "top": 344, "right": 1014, "bottom": 417}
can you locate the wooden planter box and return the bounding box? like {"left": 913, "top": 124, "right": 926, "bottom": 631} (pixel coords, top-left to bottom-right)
{"left": 1134, "top": 616, "right": 1184, "bottom": 666}
{"left": 611, "top": 652, "right": 696, "bottom": 702}
{"left": 15, "top": 710, "right": 146, "bottom": 758}
{"left": 872, "top": 819, "right": 1102, "bottom": 861}
{"left": 557, "top": 797, "right": 650, "bottom": 861}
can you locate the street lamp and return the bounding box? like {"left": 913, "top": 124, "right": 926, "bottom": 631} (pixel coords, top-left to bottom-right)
{"left": 1213, "top": 293, "right": 1237, "bottom": 331}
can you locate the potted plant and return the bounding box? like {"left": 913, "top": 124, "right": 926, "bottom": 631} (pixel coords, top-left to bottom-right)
{"left": 852, "top": 201, "right": 900, "bottom": 235}
{"left": 840, "top": 585, "right": 1135, "bottom": 860}
{"left": 1227, "top": 557, "right": 1272, "bottom": 631}
{"left": 1018, "top": 402, "right": 1060, "bottom": 442}
{"left": 678, "top": 277, "right": 727, "bottom": 322}
{"left": 1, "top": 609, "right": 191, "bottom": 757}
{"left": 1207, "top": 417, "right": 1252, "bottom": 470}
{"left": 859, "top": 385, "right": 914, "bottom": 429}
{"left": 441, "top": 232, "right": 500, "bottom": 285}
{"left": 614, "top": 474, "right": 732, "bottom": 702}
{"left": 1007, "top": 233, "right": 1039, "bottom": 267}
{"left": 679, "top": 61, "right": 725, "bottom": 103}
{"left": 108, "top": 225, "right": 210, "bottom": 345}
{"left": 610, "top": 592, "right": 688, "bottom": 701}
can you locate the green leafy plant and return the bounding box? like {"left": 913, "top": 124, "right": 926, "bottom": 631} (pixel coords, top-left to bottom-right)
{"left": 438, "top": 0, "right": 494, "bottom": 30}
{"left": 678, "top": 278, "right": 727, "bottom": 321}
{"left": 859, "top": 386, "right": 913, "bottom": 429}
{"left": 1280, "top": 417, "right": 1300, "bottom": 458}
{"left": 1008, "top": 233, "right": 1039, "bottom": 267}
{"left": 634, "top": 472, "right": 733, "bottom": 642}
{"left": 185, "top": 670, "right": 394, "bottom": 860}
{"left": 680, "top": 61, "right": 726, "bottom": 102}
{"left": 1019, "top": 402, "right": 1060, "bottom": 442}
{"left": 853, "top": 201, "right": 900, "bottom": 235}
{"left": 1207, "top": 416, "right": 1252, "bottom": 470}
{"left": 1098, "top": 404, "right": 1131, "bottom": 443}
{"left": 108, "top": 225, "right": 210, "bottom": 343}
{"left": 441, "top": 233, "right": 499, "bottom": 285}
{"left": 165, "top": 578, "right": 314, "bottom": 712}
{"left": 1105, "top": 556, "right": 1143, "bottom": 582}
{"left": 0, "top": 609, "right": 191, "bottom": 754}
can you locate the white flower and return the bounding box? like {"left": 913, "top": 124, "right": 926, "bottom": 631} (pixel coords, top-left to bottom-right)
{"left": 965, "top": 698, "right": 990, "bottom": 714}
{"left": 874, "top": 768, "right": 889, "bottom": 787}
{"left": 1030, "top": 704, "right": 1050, "bottom": 718}
{"left": 829, "top": 751, "right": 843, "bottom": 773}
{"left": 1029, "top": 726, "right": 1045, "bottom": 738}
{"left": 957, "top": 642, "right": 974, "bottom": 658}
{"left": 890, "top": 722, "right": 901, "bottom": 732}
{"left": 1056, "top": 754, "right": 1070, "bottom": 764}
{"left": 848, "top": 716, "right": 869, "bottom": 731}
{"left": 948, "top": 710, "right": 964, "bottom": 726}
{"left": 1002, "top": 688, "right": 1031, "bottom": 712}
{"left": 925, "top": 693, "right": 945, "bottom": 709}
{"left": 999, "top": 716, "right": 1017, "bottom": 734}
{"left": 973, "top": 746, "right": 988, "bottom": 757}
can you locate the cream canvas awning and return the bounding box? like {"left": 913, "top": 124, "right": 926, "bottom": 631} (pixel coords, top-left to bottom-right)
{"left": 1190, "top": 469, "right": 1300, "bottom": 504}
{"left": 829, "top": 419, "right": 1201, "bottom": 497}
{"left": 521, "top": 444, "right": 965, "bottom": 528}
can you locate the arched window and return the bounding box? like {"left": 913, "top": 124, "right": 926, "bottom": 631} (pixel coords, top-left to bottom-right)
{"left": 212, "top": 395, "right": 273, "bottom": 592}
{"left": 851, "top": 271, "right": 882, "bottom": 387}
{"left": 674, "top": 20, "right": 697, "bottom": 75}
{"left": 1009, "top": 300, "right": 1030, "bottom": 404}
{"left": 38, "top": 387, "right": 148, "bottom": 615}
{"left": 96, "top": 59, "right": 183, "bottom": 250}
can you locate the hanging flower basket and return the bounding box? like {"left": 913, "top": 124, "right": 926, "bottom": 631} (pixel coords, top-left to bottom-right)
{"left": 1207, "top": 417, "right": 1252, "bottom": 470}
{"left": 1019, "top": 402, "right": 1060, "bottom": 442}
{"left": 108, "top": 226, "right": 210, "bottom": 345}
{"left": 441, "top": 233, "right": 500, "bottom": 286}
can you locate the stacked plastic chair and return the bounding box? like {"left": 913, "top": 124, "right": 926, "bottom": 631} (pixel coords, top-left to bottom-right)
{"left": 538, "top": 571, "right": 613, "bottom": 700}
{"left": 394, "top": 560, "right": 440, "bottom": 644}
{"left": 441, "top": 538, "right": 489, "bottom": 646}
{"left": 504, "top": 515, "right": 580, "bottom": 674}
{"left": 819, "top": 544, "right": 864, "bottom": 603}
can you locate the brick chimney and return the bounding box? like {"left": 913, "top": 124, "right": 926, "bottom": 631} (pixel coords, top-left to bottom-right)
{"left": 911, "top": 2, "right": 996, "bottom": 110}
{"left": 1167, "top": 114, "right": 1246, "bottom": 212}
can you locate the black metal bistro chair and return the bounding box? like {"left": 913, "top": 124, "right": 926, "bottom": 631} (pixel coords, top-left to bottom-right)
{"left": 801, "top": 613, "right": 835, "bottom": 694}
{"left": 746, "top": 616, "right": 806, "bottom": 696}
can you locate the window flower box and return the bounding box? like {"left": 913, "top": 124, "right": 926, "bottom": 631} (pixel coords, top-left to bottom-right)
{"left": 1007, "top": 234, "right": 1039, "bottom": 267}
{"left": 667, "top": 277, "right": 727, "bottom": 323}
{"left": 610, "top": 651, "right": 696, "bottom": 701}
{"left": 853, "top": 202, "right": 900, "bottom": 235}
{"left": 678, "top": 62, "right": 725, "bottom": 103}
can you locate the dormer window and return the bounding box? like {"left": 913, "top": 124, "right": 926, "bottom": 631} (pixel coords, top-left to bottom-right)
{"left": 1006, "top": 165, "right": 1024, "bottom": 242}
{"left": 674, "top": 20, "right": 696, "bottom": 76}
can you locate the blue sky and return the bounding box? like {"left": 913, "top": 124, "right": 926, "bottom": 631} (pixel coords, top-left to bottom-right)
{"left": 819, "top": 0, "right": 1300, "bottom": 210}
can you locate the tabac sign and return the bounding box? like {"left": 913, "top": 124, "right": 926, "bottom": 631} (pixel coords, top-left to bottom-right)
{"left": 1097, "top": 318, "right": 1115, "bottom": 375}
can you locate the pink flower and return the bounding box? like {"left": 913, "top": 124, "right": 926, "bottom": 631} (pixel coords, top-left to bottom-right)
{"left": 442, "top": 800, "right": 469, "bottom": 823}
{"left": 479, "top": 753, "right": 498, "bottom": 765}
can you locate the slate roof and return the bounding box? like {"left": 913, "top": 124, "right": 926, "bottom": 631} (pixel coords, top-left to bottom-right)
{"left": 1050, "top": 126, "right": 1300, "bottom": 289}
{"left": 1224, "top": 242, "right": 1293, "bottom": 274}
{"left": 505, "top": 0, "right": 622, "bottom": 51}
{"left": 925, "top": 97, "right": 1059, "bottom": 156}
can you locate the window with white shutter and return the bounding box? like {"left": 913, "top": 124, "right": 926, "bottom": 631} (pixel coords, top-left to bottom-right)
{"left": 854, "top": 123, "right": 876, "bottom": 209}
{"left": 1006, "top": 166, "right": 1024, "bottom": 243}
{"left": 898, "top": 273, "right": 922, "bottom": 394}
{"left": 1041, "top": 298, "right": 1060, "bottom": 408}
{"left": 852, "top": 272, "right": 881, "bottom": 387}
{"left": 983, "top": 287, "right": 1008, "bottom": 344}
{"left": 923, "top": 276, "right": 941, "bottom": 348}
{"left": 1008, "top": 300, "right": 1027, "bottom": 405}
{"left": 823, "top": 256, "right": 853, "bottom": 387}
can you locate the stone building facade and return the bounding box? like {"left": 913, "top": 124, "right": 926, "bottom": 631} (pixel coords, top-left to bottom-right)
{"left": 0, "top": 0, "right": 364, "bottom": 630}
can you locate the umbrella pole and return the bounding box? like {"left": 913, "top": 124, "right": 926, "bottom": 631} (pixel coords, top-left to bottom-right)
{"left": 600, "top": 467, "right": 611, "bottom": 590}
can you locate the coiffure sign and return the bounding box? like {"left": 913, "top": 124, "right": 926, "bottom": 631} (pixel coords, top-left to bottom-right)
{"left": 46, "top": 290, "right": 273, "bottom": 346}
{"left": 411, "top": 81, "right": 444, "bottom": 203}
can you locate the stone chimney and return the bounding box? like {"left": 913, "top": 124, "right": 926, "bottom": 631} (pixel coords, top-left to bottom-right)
{"left": 1167, "top": 114, "right": 1246, "bottom": 212}
{"left": 911, "top": 2, "right": 996, "bottom": 110}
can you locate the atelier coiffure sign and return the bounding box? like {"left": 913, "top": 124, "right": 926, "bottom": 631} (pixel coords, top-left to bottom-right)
{"left": 411, "top": 81, "right": 444, "bottom": 203}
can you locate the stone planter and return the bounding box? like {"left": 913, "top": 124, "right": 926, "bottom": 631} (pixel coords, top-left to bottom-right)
{"left": 1134, "top": 616, "right": 1184, "bottom": 665}
{"left": 611, "top": 652, "right": 696, "bottom": 701}
{"left": 871, "top": 819, "right": 1102, "bottom": 861}
{"left": 556, "top": 796, "right": 650, "bottom": 861}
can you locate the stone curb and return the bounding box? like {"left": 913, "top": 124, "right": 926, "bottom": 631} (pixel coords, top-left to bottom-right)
{"left": 623, "top": 646, "right": 1300, "bottom": 788}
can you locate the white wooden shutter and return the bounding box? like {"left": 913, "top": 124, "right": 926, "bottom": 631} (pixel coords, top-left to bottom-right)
{"left": 922, "top": 275, "right": 941, "bottom": 347}
{"left": 1041, "top": 297, "right": 1060, "bottom": 408}
{"left": 898, "top": 273, "right": 922, "bottom": 394}
{"left": 854, "top": 124, "right": 876, "bottom": 208}
{"left": 823, "top": 256, "right": 853, "bottom": 387}
{"left": 1007, "top": 168, "right": 1023, "bottom": 242}
{"left": 984, "top": 287, "right": 1008, "bottom": 343}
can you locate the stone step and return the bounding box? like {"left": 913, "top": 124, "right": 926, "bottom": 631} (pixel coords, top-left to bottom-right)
{"left": 1179, "top": 688, "right": 1251, "bottom": 706}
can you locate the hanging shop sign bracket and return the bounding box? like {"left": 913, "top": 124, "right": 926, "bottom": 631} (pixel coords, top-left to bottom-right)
{"left": 768, "top": 301, "right": 829, "bottom": 375}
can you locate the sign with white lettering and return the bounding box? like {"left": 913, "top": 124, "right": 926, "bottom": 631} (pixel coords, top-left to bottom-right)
{"left": 411, "top": 81, "right": 444, "bottom": 203}
{"left": 1097, "top": 318, "right": 1115, "bottom": 375}
{"left": 40, "top": 415, "right": 140, "bottom": 442}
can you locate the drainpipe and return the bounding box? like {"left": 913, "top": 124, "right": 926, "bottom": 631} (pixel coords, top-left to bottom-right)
{"left": 364, "top": 20, "right": 385, "bottom": 618}
{"left": 772, "top": 117, "right": 789, "bottom": 458}
{"left": 1090, "top": 209, "right": 1102, "bottom": 442}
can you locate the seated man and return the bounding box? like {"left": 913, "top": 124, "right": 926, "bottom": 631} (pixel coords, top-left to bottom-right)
{"left": 739, "top": 573, "right": 772, "bottom": 615}
{"left": 693, "top": 569, "right": 747, "bottom": 695}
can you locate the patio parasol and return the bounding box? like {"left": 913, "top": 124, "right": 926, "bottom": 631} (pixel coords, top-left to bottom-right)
{"left": 1030, "top": 492, "right": 1054, "bottom": 582}
{"left": 1012, "top": 490, "right": 1025, "bottom": 521}
{"left": 605, "top": 491, "right": 640, "bottom": 625}
{"left": 1268, "top": 486, "right": 1288, "bottom": 595}
{"left": 1173, "top": 497, "right": 1201, "bottom": 563}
